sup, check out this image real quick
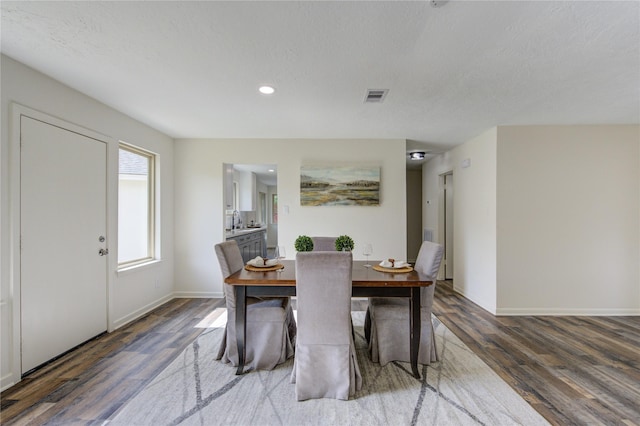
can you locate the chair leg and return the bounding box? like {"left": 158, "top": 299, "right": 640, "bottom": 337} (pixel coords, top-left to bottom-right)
{"left": 364, "top": 307, "right": 372, "bottom": 343}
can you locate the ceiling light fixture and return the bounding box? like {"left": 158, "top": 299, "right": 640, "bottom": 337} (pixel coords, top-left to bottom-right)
{"left": 409, "top": 151, "right": 426, "bottom": 160}
{"left": 259, "top": 85, "right": 275, "bottom": 95}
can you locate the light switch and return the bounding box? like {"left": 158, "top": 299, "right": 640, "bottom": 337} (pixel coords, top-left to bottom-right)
{"left": 283, "top": 205, "right": 290, "bottom": 214}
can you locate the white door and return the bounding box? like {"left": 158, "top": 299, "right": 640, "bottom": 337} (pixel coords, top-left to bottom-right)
{"left": 444, "top": 173, "right": 454, "bottom": 279}
{"left": 20, "top": 116, "right": 108, "bottom": 374}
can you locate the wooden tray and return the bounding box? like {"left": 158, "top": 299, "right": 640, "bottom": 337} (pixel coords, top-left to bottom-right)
{"left": 373, "top": 264, "right": 413, "bottom": 274}
{"left": 244, "top": 263, "right": 284, "bottom": 272}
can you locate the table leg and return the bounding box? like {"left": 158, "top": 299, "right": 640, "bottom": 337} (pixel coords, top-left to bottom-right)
{"left": 409, "top": 287, "right": 421, "bottom": 379}
{"left": 235, "top": 285, "right": 247, "bottom": 375}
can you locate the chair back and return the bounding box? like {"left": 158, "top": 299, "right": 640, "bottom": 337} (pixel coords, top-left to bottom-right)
{"left": 414, "top": 241, "right": 444, "bottom": 306}
{"left": 295, "top": 251, "right": 352, "bottom": 344}
{"left": 311, "top": 236, "right": 337, "bottom": 251}
{"left": 214, "top": 240, "right": 244, "bottom": 308}
{"left": 293, "top": 250, "right": 360, "bottom": 400}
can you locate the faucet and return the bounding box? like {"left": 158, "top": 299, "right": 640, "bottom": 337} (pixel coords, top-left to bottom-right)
{"left": 232, "top": 210, "right": 240, "bottom": 230}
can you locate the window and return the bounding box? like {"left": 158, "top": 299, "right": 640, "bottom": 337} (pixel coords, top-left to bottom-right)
{"left": 233, "top": 181, "right": 239, "bottom": 211}
{"left": 259, "top": 192, "right": 267, "bottom": 224}
{"left": 272, "top": 193, "right": 278, "bottom": 224}
{"left": 118, "top": 144, "right": 156, "bottom": 266}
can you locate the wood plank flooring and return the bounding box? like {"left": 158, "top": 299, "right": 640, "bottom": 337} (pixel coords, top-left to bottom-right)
{"left": 432, "top": 281, "right": 640, "bottom": 426}
{"left": 0, "top": 298, "right": 226, "bottom": 425}
{"left": 1, "top": 282, "right": 639, "bottom": 425}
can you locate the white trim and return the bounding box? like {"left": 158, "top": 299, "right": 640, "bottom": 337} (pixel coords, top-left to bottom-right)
{"left": 116, "top": 259, "right": 163, "bottom": 276}
{"left": 450, "top": 284, "right": 497, "bottom": 315}
{"left": 437, "top": 169, "right": 454, "bottom": 281}
{"left": 9, "top": 103, "right": 116, "bottom": 386}
{"left": 117, "top": 142, "right": 158, "bottom": 267}
{"left": 9, "top": 103, "right": 22, "bottom": 388}
{"left": 0, "top": 302, "right": 14, "bottom": 391}
{"left": 496, "top": 308, "right": 640, "bottom": 316}
{"left": 111, "top": 294, "right": 174, "bottom": 330}
{"left": 451, "top": 282, "right": 640, "bottom": 316}
{"left": 1, "top": 373, "right": 16, "bottom": 392}
{"left": 173, "top": 291, "right": 224, "bottom": 299}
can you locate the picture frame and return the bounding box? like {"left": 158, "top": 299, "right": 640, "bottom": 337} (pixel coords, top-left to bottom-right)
{"left": 300, "top": 165, "right": 380, "bottom": 206}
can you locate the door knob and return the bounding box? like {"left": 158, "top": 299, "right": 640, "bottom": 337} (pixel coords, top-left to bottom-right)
{"left": 98, "top": 248, "right": 109, "bottom": 256}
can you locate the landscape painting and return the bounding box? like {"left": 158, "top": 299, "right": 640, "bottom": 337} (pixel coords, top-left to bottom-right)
{"left": 300, "top": 165, "right": 380, "bottom": 206}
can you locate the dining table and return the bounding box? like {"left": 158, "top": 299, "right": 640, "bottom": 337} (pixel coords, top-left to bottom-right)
{"left": 224, "top": 259, "right": 435, "bottom": 379}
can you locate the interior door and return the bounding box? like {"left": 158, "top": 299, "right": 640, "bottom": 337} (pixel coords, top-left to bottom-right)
{"left": 20, "top": 116, "right": 108, "bottom": 374}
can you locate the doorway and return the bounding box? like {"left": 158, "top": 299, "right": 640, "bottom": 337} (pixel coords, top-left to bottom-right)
{"left": 406, "top": 169, "right": 423, "bottom": 263}
{"left": 20, "top": 115, "right": 108, "bottom": 373}
{"left": 223, "top": 163, "right": 278, "bottom": 254}
{"left": 440, "top": 172, "right": 454, "bottom": 280}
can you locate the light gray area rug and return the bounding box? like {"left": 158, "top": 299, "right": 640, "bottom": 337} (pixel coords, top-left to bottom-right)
{"left": 108, "top": 310, "right": 549, "bottom": 426}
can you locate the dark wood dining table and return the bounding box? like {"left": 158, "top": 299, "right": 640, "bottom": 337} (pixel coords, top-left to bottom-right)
{"left": 224, "top": 259, "right": 435, "bottom": 379}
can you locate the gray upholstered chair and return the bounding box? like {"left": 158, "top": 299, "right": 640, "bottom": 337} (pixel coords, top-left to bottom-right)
{"left": 291, "top": 251, "right": 362, "bottom": 400}
{"left": 214, "top": 240, "right": 296, "bottom": 371}
{"left": 364, "top": 240, "right": 444, "bottom": 366}
{"left": 311, "top": 236, "right": 336, "bottom": 251}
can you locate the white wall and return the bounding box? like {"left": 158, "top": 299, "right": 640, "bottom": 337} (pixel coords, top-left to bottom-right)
{"left": 423, "top": 129, "right": 499, "bottom": 312}
{"left": 496, "top": 125, "right": 640, "bottom": 314}
{"left": 0, "top": 55, "right": 175, "bottom": 390}
{"left": 424, "top": 125, "right": 640, "bottom": 316}
{"left": 450, "top": 129, "right": 498, "bottom": 312}
{"left": 174, "top": 138, "right": 407, "bottom": 297}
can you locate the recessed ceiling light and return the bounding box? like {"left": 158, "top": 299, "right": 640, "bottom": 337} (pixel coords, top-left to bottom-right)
{"left": 268, "top": 169, "right": 275, "bottom": 173}
{"left": 409, "top": 152, "right": 425, "bottom": 160}
{"left": 259, "top": 85, "right": 275, "bottom": 95}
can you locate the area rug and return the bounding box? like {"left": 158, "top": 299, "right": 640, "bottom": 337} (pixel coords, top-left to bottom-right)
{"left": 107, "top": 310, "right": 549, "bottom": 426}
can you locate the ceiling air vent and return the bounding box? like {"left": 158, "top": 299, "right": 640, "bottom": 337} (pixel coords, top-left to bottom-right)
{"left": 364, "top": 89, "right": 388, "bottom": 103}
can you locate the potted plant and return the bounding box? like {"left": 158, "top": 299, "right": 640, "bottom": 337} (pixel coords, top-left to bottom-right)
{"left": 335, "top": 235, "right": 354, "bottom": 252}
{"left": 294, "top": 235, "right": 314, "bottom": 252}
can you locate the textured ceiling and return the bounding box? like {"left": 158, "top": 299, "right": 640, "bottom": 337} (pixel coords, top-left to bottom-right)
{"left": 2, "top": 0, "right": 639, "bottom": 163}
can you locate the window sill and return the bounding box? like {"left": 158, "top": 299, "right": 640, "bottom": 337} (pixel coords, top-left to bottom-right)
{"left": 117, "top": 259, "right": 162, "bottom": 276}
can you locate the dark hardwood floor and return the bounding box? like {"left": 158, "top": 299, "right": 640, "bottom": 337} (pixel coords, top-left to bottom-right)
{"left": 432, "top": 281, "right": 640, "bottom": 426}
{"left": 1, "top": 282, "right": 638, "bottom": 425}
{"left": 0, "top": 298, "right": 226, "bottom": 425}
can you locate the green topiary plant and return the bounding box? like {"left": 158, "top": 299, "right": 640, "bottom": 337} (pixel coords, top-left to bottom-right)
{"left": 294, "top": 235, "right": 314, "bottom": 252}
{"left": 335, "top": 235, "right": 354, "bottom": 252}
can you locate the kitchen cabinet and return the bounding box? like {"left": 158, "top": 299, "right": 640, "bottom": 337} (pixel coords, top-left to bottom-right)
{"left": 238, "top": 170, "right": 257, "bottom": 211}
{"left": 223, "top": 163, "right": 234, "bottom": 210}
{"left": 226, "top": 229, "right": 266, "bottom": 263}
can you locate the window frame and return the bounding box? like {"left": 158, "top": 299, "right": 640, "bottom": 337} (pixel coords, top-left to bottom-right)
{"left": 117, "top": 142, "right": 157, "bottom": 268}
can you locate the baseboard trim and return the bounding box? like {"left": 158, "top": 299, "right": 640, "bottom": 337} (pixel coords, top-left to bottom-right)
{"left": 173, "top": 291, "right": 224, "bottom": 299}
{"left": 112, "top": 292, "right": 224, "bottom": 331}
{"left": 111, "top": 294, "right": 174, "bottom": 331}
{"left": 1, "top": 373, "right": 16, "bottom": 392}
{"left": 446, "top": 283, "right": 639, "bottom": 316}
{"left": 496, "top": 307, "right": 640, "bottom": 316}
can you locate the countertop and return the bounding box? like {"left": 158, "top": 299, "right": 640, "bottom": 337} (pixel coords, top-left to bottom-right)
{"left": 225, "top": 226, "right": 267, "bottom": 239}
